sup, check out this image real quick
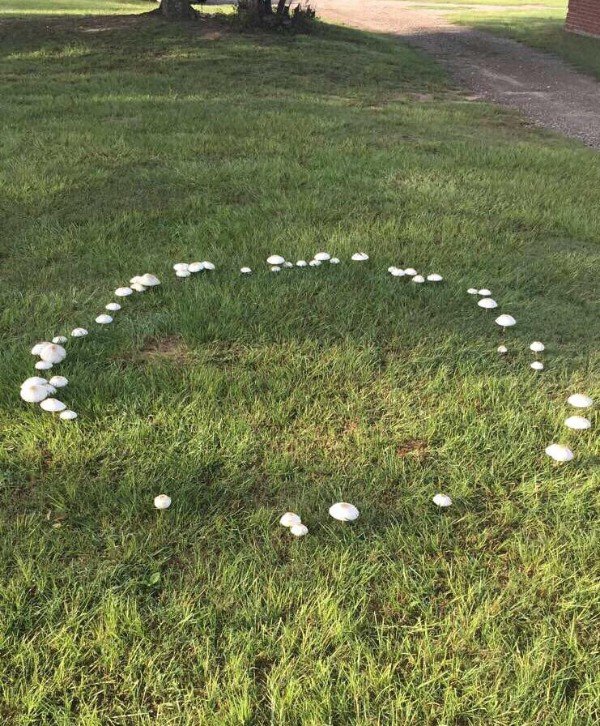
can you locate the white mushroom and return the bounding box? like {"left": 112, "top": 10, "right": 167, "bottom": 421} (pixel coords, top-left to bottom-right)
{"left": 35, "top": 361, "right": 53, "bottom": 370}
{"left": 173, "top": 263, "right": 189, "bottom": 272}
{"left": 427, "top": 273, "right": 443, "bottom": 282}
{"left": 71, "top": 328, "right": 88, "bottom": 338}
{"left": 240, "top": 267, "right": 252, "bottom": 274}
{"left": 432, "top": 493, "right": 452, "bottom": 508}
{"left": 39, "top": 343, "right": 66, "bottom": 364}
{"left": 130, "top": 275, "right": 144, "bottom": 285}
{"left": 478, "top": 289, "right": 492, "bottom": 296}
{"left": 106, "top": 303, "right": 121, "bottom": 311}
{"left": 175, "top": 270, "right": 191, "bottom": 278}
{"left": 49, "top": 375, "right": 68, "bottom": 388}
{"left": 329, "top": 258, "right": 340, "bottom": 264}
{"left": 478, "top": 298, "right": 498, "bottom": 310}
{"left": 290, "top": 523, "right": 308, "bottom": 537}
{"left": 267, "top": 255, "right": 285, "bottom": 266}
{"left": 314, "top": 252, "right": 331, "bottom": 262}
{"left": 31, "top": 342, "right": 51, "bottom": 355}
{"left": 565, "top": 415, "right": 591, "bottom": 430}
{"left": 95, "top": 314, "right": 113, "bottom": 325}
{"left": 188, "top": 262, "right": 204, "bottom": 273}
{"left": 140, "top": 273, "right": 160, "bottom": 287}
{"left": 154, "top": 494, "right": 172, "bottom": 510}
{"left": 404, "top": 268, "right": 417, "bottom": 277}
{"left": 329, "top": 502, "right": 359, "bottom": 522}
{"left": 60, "top": 410, "right": 78, "bottom": 420}
{"left": 115, "top": 287, "right": 133, "bottom": 297}
{"left": 497, "top": 345, "right": 508, "bottom": 354}
{"left": 530, "top": 361, "right": 544, "bottom": 371}
{"left": 412, "top": 275, "right": 425, "bottom": 283}
{"left": 351, "top": 253, "right": 369, "bottom": 261}
{"left": 21, "top": 376, "right": 48, "bottom": 388}
{"left": 280, "top": 512, "right": 302, "bottom": 528}
{"left": 391, "top": 268, "right": 405, "bottom": 277}
{"left": 567, "top": 393, "right": 593, "bottom": 409}
{"left": 530, "top": 341, "right": 545, "bottom": 353}
{"left": 40, "top": 398, "right": 66, "bottom": 413}
{"left": 130, "top": 283, "right": 147, "bottom": 293}
{"left": 495, "top": 314, "right": 516, "bottom": 329}
{"left": 20, "top": 384, "right": 49, "bottom": 403}
{"left": 202, "top": 261, "right": 216, "bottom": 271}
{"left": 388, "top": 266, "right": 398, "bottom": 274}
{"left": 52, "top": 336, "right": 68, "bottom": 344}
{"left": 283, "top": 261, "right": 294, "bottom": 269}
{"left": 309, "top": 260, "right": 322, "bottom": 267}
{"left": 467, "top": 288, "right": 478, "bottom": 295}
{"left": 296, "top": 260, "right": 308, "bottom": 267}
{"left": 545, "top": 444, "right": 574, "bottom": 462}
{"left": 270, "top": 266, "right": 282, "bottom": 272}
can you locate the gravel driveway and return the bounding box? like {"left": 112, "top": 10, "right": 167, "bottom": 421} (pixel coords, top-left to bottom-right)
{"left": 318, "top": 0, "right": 600, "bottom": 148}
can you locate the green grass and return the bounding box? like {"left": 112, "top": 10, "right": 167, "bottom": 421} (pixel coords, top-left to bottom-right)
{"left": 0, "top": 0, "right": 151, "bottom": 15}
{"left": 1, "top": 5, "right": 600, "bottom": 724}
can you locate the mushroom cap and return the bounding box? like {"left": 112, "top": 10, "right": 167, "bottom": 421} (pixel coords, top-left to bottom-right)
{"left": 404, "top": 268, "right": 417, "bottom": 276}
{"left": 130, "top": 283, "right": 147, "bottom": 293}
{"left": 175, "top": 269, "right": 191, "bottom": 278}
{"left": 35, "top": 361, "right": 53, "bottom": 370}
{"left": 270, "top": 266, "right": 282, "bottom": 272}
{"left": 432, "top": 493, "right": 452, "bottom": 508}
{"left": 565, "top": 415, "right": 591, "bottom": 430}
{"left": 115, "top": 287, "right": 133, "bottom": 297}
{"left": 106, "top": 303, "right": 121, "bottom": 311}
{"left": 71, "top": 327, "right": 88, "bottom": 338}
{"left": 497, "top": 345, "right": 508, "bottom": 354}
{"left": 282, "top": 261, "right": 293, "bottom": 268}
{"left": 495, "top": 314, "right": 516, "bottom": 327}
{"left": 467, "top": 288, "right": 478, "bottom": 295}
{"left": 290, "top": 523, "right": 309, "bottom": 537}
{"left": 329, "top": 502, "right": 359, "bottom": 522}
{"left": 153, "top": 494, "right": 171, "bottom": 510}
{"left": 52, "top": 336, "right": 68, "bottom": 344}
{"left": 130, "top": 275, "right": 144, "bottom": 285}
{"left": 49, "top": 375, "right": 68, "bottom": 388}
{"left": 387, "top": 266, "right": 398, "bottom": 273}
{"left": 412, "top": 275, "right": 425, "bottom": 283}
{"left": 173, "top": 263, "right": 189, "bottom": 271}
{"left": 20, "top": 384, "right": 49, "bottom": 403}
{"left": 529, "top": 341, "right": 545, "bottom": 352}
{"left": 309, "top": 260, "right": 322, "bottom": 267}
{"left": 314, "top": 252, "right": 331, "bottom": 261}
{"left": 202, "top": 261, "right": 216, "bottom": 271}
{"left": 95, "top": 314, "right": 113, "bottom": 324}
{"left": 40, "top": 398, "right": 66, "bottom": 412}
{"left": 39, "top": 343, "right": 67, "bottom": 364}
{"left": 329, "top": 258, "right": 340, "bottom": 264}
{"left": 21, "top": 376, "right": 48, "bottom": 388}
{"left": 567, "top": 393, "right": 593, "bottom": 409}
{"left": 391, "top": 268, "right": 405, "bottom": 277}
{"left": 59, "top": 410, "right": 78, "bottom": 420}
{"left": 545, "top": 443, "right": 574, "bottom": 462}
{"left": 267, "top": 255, "right": 285, "bottom": 266}
{"left": 240, "top": 267, "right": 252, "bottom": 274}
{"left": 351, "top": 252, "right": 369, "bottom": 261}
{"left": 188, "top": 262, "right": 204, "bottom": 273}
{"left": 31, "top": 342, "right": 51, "bottom": 355}
{"left": 280, "top": 512, "right": 302, "bottom": 528}
{"left": 530, "top": 361, "right": 544, "bottom": 371}
{"left": 427, "top": 273, "right": 443, "bottom": 282}
{"left": 140, "top": 273, "right": 160, "bottom": 286}
{"left": 296, "top": 260, "right": 308, "bottom": 267}
{"left": 478, "top": 289, "right": 492, "bottom": 296}
{"left": 478, "top": 298, "right": 498, "bottom": 309}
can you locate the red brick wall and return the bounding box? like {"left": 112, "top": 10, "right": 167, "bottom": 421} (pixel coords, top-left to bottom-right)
{"left": 566, "top": 0, "right": 600, "bottom": 38}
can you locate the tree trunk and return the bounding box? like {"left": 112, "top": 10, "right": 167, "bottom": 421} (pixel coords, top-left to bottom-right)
{"left": 276, "top": 0, "right": 287, "bottom": 14}
{"left": 159, "top": 0, "right": 197, "bottom": 19}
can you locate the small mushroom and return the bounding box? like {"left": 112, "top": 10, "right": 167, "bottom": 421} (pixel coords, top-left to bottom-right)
{"left": 309, "top": 260, "right": 322, "bottom": 267}
{"left": 267, "top": 255, "right": 286, "bottom": 266}
{"left": 176, "top": 269, "right": 191, "bottom": 278}
{"left": 202, "top": 261, "right": 216, "bottom": 271}
{"left": 412, "top": 275, "right": 425, "bottom": 283}
{"left": 71, "top": 328, "right": 88, "bottom": 338}
{"left": 329, "top": 258, "right": 340, "bottom": 264}
{"left": 115, "top": 287, "right": 133, "bottom": 297}
{"left": 290, "top": 523, "right": 308, "bottom": 537}
{"left": 60, "top": 410, "right": 78, "bottom": 420}
{"left": 495, "top": 314, "right": 516, "bottom": 329}
{"left": 388, "top": 266, "right": 398, "bottom": 274}
{"left": 296, "top": 260, "right": 308, "bottom": 267}
{"left": 314, "top": 252, "right": 331, "bottom": 262}
{"left": 530, "top": 361, "right": 544, "bottom": 371}
{"left": 351, "top": 253, "right": 369, "bottom": 261}
{"left": 154, "top": 494, "right": 171, "bottom": 510}
{"left": 530, "top": 341, "right": 545, "bottom": 353}
{"left": 427, "top": 273, "right": 443, "bottom": 282}
{"left": 240, "top": 267, "right": 252, "bottom": 274}
{"left": 329, "top": 502, "right": 359, "bottom": 522}
{"left": 404, "top": 268, "right": 417, "bottom": 276}
{"left": 49, "top": 375, "right": 68, "bottom": 388}
{"left": 130, "top": 275, "right": 144, "bottom": 285}
{"left": 565, "top": 415, "right": 591, "bottom": 430}
{"left": 35, "top": 361, "right": 53, "bottom": 370}
{"left": 467, "top": 288, "right": 478, "bottom": 295}
{"left": 545, "top": 444, "right": 573, "bottom": 462}
{"left": 95, "top": 314, "right": 113, "bottom": 325}
{"left": 391, "top": 268, "right": 405, "bottom": 277}
{"left": 567, "top": 393, "right": 593, "bottom": 409}
{"left": 497, "top": 345, "right": 508, "bottom": 354}
{"left": 52, "top": 336, "right": 68, "bottom": 344}
{"left": 20, "top": 384, "right": 49, "bottom": 403}
{"left": 140, "top": 273, "right": 160, "bottom": 287}
{"left": 130, "top": 283, "right": 147, "bottom": 293}
{"left": 188, "top": 262, "right": 204, "bottom": 273}
{"left": 40, "top": 398, "right": 66, "bottom": 413}
{"left": 106, "top": 303, "right": 121, "bottom": 311}
{"left": 478, "top": 289, "right": 492, "bottom": 296}
{"left": 432, "top": 493, "right": 452, "bottom": 508}
{"left": 39, "top": 343, "right": 66, "bottom": 364}
{"left": 270, "top": 266, "right": 282, "bottom": 272}
{"left": 280, "top": 512, "right": 302, "bottom": 528}
{"left": 173, "top": 263, "right": 189, "bottom": 272}
{"left": 478, "top": 298, "right": 498, "bottom": 310}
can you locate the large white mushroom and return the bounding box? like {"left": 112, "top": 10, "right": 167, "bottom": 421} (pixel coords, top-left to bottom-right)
{"left": 21, "top": 376, "right": 48, "bottom": 388}
{"left": 478, "top": 289, "right": 492, "bottom": 296}
{"left": 39, "top": 343, "right": 66, "bottom": 364}
{"left": 567, "top": 394, "right": 593, "bottom": 409}
{"left": 71, "top": 327, "right": 88, "bottom": 338}
{"left": 188, "top": 262, "right": 204, "bottom": 273}
{"left": 267, "top": 255, "right": 285, "bottom": 266}
{"left": 427, "top": 273, "right": 443, "bottom": 282}
{"left": 545, "top": 444, "right": 574, "bottom": 462}
{"left": 565, "top": 415, "right": 591, "bottom": 430}
{"left": 329, "top": 502, "right": 359, "bottom": 522}
{"left": 49, "top": 375, "right": 68, "bottom": 388}
{"left": 296, "top": 260, "right": 308, "bottom": 267}
{"left": 95, "top": 314, "right": 113, "bottom": 325}
{"left": 20, "top": 384, "right": 49, "bottom": 403}
{"left": 290, "top": 523, "right": 308, "bottom": 537}
{"left": 154, "top": 494, "right": 171, "bottom": 510}
{"left": 314, "top": 252, "right": 331, "bottom": 262}
{"left": 140, "top": 273, "right": 160, "bottom": 287}
{"left": 432, "top": 493, "right": 452, "bottom": 508}
{"left": 173, "top": 263, "right": 189, "bottom": 272}
{"left": 495, "top": 314, "right": 516, "bottom": 329}
{"left": 115, "top": 287, "right": 133, "bottom": 297}
{"left": 530, "top": 341, "right": 545, "bottom": 353}
{"left": 40, "top": 398, "right": 66, "bottom": 413}
{"left": 404, "top": 268, "right": 417, "bottom": 276}
{"left": 478, "top": 298, "right": 498, "bottom": 310}
{"left": 280, "top": 512, "right": 302, "bottom": 528}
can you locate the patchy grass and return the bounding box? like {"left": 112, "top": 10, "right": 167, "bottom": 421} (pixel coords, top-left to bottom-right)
{"left": 1, "top": 5, "right": 599, "bottom": 724}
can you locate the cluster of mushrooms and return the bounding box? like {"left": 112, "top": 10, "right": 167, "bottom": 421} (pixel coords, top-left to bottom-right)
{"left": 467, "top": 286, "right": 594, "bottom": 463}
{"left": 19, "top": 253, "right": 594, "bottom": 525}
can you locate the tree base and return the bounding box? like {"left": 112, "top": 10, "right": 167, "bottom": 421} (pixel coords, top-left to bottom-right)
{"left": 157, "top": 0, "right": 199, "bottom": 20}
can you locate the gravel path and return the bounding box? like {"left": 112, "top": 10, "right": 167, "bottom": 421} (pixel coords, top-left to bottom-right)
{"left": 318, "top": 0, "right": 600, "bottom": 148}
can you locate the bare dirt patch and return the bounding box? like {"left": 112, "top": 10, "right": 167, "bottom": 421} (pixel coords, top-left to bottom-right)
{"left": 136, "top": 335, "right": 191, "bottom": 365}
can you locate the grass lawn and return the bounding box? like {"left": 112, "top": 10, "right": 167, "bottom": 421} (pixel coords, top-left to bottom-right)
{"left": 1, "top": 3, "right": 599, "bottom": 723}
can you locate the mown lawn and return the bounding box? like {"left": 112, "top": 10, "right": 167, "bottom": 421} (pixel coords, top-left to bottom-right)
{"left": 1, "top": 4, "right": 599, "bottom": 724}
